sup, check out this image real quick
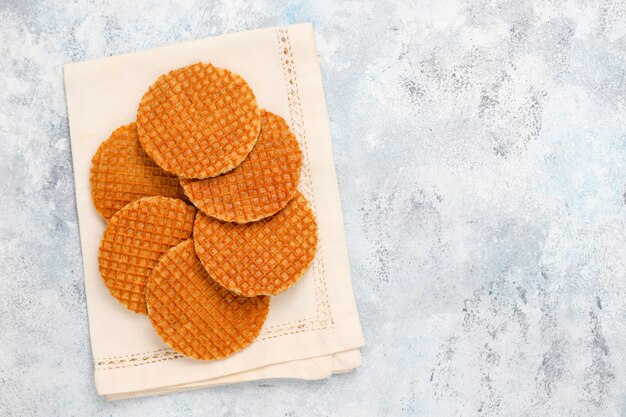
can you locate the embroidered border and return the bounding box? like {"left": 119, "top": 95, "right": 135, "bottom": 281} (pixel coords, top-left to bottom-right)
{"left": 274, "top": 27, "right": 333, "bottom": 331}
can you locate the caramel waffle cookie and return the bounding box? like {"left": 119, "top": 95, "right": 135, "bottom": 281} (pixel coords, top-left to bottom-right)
{"left": 181, "top": 110, "right": 303, "bottom": 223}
{"left": 146, "top": 239, "right": 270, "bottom": 360}
{"left": 98, "top": 196, "right": 196, "bottom": 314}
{"left": 136, "top": 63, "right": 261, "bottom": 179}
{"left": 90, "top": 122, "right": 187, "bottom": 220}
{"left": 194, "top": 191, "right": 318, "bottom": 297}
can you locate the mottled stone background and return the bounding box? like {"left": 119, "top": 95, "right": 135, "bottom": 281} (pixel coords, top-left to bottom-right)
{"left": 2, "top": 0, "right": 626, "bottom": 416}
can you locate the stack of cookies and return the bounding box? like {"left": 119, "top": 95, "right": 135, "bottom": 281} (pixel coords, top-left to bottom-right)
{"left": 90, "top": 63, "right": 318, "bottom": 361}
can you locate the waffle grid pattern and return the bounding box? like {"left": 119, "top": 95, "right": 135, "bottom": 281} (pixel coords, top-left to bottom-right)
{"left": 194, "top": 192, "right": 318, "bottom": 297}
{"left": 98, "top": 196, "right": 196, "bottom": 314}
{"left": 90, "top": 123, "right": 187, "bottom": 220}
{"left": 181, "top": 110, "right": 302, "bottom": 223}
{"left": 137, "top": 63, "right": 261, "bottom": 179}
{"left": 146, "top": 240, "right": 270, "bottom": 360}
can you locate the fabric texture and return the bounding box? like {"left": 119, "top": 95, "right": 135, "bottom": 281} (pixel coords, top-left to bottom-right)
{"left": 64, "top": 23, "right": 364, "bottom": 400}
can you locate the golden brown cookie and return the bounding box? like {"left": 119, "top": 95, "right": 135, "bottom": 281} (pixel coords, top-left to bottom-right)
{"left": 98, "top": 196, "right": 196, "bottom": 314}
{"left": 194, "top": 192, "right": 318, "bottom": 297}
{"left": 136, "top": 63, "right": 261, "bottom": 179}
{"left": 146, "top": 239, "right": 270, "bottom": 360}
{"left": 181, "top": 110, "right": 303, "bottom": 223}
{"left": 90, "top": 122, "right": 187, "bottom": 220}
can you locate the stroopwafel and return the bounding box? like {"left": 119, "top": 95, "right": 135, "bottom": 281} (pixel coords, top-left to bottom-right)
{"left": 146, "top": 239, "right": 270, "bottom": 360}
{"left": 181, "top": 110, "right": 302, "bottom": 223}
{"left": 193, "top": 192, "right": 318, "bottom": 297}
{"left": 98, "top": 196, "right": 196, "bottom": 313}
{"left": 90, "top": 122, "right": 187, "bottom": 220}
{"left": 136, "top": 63, "right": 261, "bottom": 179}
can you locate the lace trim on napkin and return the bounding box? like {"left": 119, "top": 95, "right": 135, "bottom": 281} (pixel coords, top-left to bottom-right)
{"left": 95, "top": 27, "right": 334, "bottom": 371}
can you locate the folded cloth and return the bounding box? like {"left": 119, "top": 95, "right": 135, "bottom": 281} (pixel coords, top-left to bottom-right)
{"left": 105, "top": 349, "right": 362, "bottom": 400}
{"left": 64, "top": 23, "right": 364, "bottom": 399}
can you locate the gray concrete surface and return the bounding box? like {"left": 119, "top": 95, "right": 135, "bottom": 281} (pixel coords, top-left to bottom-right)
{"left": 2, "top": 0, "right": 626, "bottom": 416}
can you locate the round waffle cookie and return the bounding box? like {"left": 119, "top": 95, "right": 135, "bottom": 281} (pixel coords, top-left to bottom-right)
{"left": 90, "top": 122, "right": 187, "bottom": 220}
{"left": 194, "top": 191, "right": 318, "bottom": 297}
{"left": 181, "top": 110, "right": 303, "bottom": 223}
{"left": 136, "top": 63, "right": 261, "bottom": 179}
{"left": 98, "top": 196, "right": 197, "bottom": 314}
{"left": 146, "top": 239, "right": 270, "bottom": 360}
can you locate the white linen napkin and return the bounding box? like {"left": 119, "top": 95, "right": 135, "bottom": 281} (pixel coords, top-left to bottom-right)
{"left": 64, "top": 23, "right": 364, "bottom": 399}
